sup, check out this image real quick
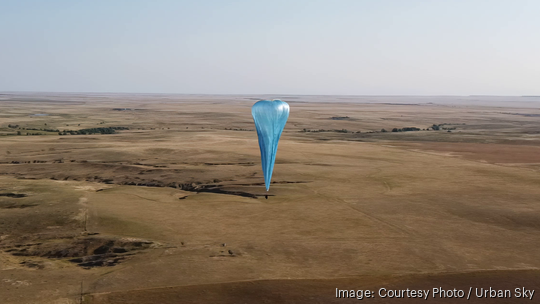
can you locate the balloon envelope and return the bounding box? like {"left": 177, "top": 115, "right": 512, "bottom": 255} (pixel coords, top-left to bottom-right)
{"left": 252, "top": 100, "right": 290, "bottom": 191}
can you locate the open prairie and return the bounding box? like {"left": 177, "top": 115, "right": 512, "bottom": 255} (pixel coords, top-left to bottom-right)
{"left": 1, "top": 93, "right": 540, "bottom": 303}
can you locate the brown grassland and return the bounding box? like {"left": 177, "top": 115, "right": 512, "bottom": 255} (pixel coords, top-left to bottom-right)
{"left": 1, "top": 93, "right": 539, "bottom": 303}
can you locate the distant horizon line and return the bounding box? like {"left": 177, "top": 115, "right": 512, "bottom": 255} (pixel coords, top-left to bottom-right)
{"left": 1, "top": 91, "right": 539, "bottom": 98}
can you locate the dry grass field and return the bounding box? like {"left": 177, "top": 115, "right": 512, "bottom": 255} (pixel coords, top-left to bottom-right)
{"left": 1, "top": 93, "right": 539, "bottom": 303}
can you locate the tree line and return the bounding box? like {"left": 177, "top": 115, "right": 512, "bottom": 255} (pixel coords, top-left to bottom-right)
{"left": 58, "top": 127, "right": 129, "bottom": 135}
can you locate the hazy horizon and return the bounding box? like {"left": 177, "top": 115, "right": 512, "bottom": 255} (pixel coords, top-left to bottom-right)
{"left": 2, "top": 91, "right": 540, "bottom": 97}
{"left": 2, "top": 0, "right": 539, "bottom": 95}
{"left": 2, "top": 91, "right": 540, "bottom": 109}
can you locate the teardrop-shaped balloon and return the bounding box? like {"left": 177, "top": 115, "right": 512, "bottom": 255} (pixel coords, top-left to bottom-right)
{"left": 252, "top": 100, "right": 290, "bottom": 191}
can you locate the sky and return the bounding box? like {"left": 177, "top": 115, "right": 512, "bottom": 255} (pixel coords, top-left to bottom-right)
{"left": 1, "top": 0, "right": 539, "bottom": 95}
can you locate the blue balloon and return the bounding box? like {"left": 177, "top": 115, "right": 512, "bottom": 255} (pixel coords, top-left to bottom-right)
{"left": 252, "top": 100, "right": 290, "bottom": 191}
